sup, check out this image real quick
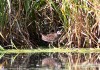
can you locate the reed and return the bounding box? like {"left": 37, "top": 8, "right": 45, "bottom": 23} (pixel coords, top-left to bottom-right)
{"left": 0, "top": 0, "right": 99, "bottom": 48}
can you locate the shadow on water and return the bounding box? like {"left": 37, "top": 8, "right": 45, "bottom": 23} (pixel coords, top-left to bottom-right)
{"left": 0, "top": 53, "right": 100, "bottom": 70}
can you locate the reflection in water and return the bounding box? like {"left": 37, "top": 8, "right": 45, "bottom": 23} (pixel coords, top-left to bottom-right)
{"left": 0, "top": 64, "right": 4, "bottom": 70}
{"left": 0, "top": 53, "right": 99, "bottom": 70}
{"left": 42, "top": 57, "right": 61, "bottom": 70}
{"left": 0, "top": 60, "right": 7, "bottom": 70}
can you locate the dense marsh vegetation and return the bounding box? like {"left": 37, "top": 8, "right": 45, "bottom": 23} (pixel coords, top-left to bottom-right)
{"left": 0, "top": 0, "right": 100, "bottom": 70}
{"left": 0, "top": 0, "right": 100, "bottom": 49}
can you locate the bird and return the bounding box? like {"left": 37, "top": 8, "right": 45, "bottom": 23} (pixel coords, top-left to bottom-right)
{"left": 41, "top": 31, "right": 61, "bottom": 47}
{"left": 42, "top": 57, "right": 61, "bottom": 70}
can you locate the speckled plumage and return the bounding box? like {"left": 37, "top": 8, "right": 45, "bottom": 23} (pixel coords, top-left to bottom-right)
{"left": 41, "top": 31, "right": 61, "bottom": 43}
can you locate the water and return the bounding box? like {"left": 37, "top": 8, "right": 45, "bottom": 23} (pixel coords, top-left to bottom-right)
{"left": 0, "top": 53, "right": 99, "bottom": 70}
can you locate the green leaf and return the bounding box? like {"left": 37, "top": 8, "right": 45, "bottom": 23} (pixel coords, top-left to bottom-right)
{"left": 0, "top": 53, "right": 4, "bottom": 59}
{"left": 0, "top": 45, "right": 4, "bottom": 51}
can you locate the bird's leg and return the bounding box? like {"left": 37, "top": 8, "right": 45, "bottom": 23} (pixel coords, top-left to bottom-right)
{"left": 48, "top": 43, "right": 51, "bottom": 48}
{"left": 57, "top": 41, "right": 60, "bottom": 48}
{"left": 51, "top": 42, "right": 55, "bottom": 48}
{"left": 49, "top": 42, "right": 55, "bottom": 48}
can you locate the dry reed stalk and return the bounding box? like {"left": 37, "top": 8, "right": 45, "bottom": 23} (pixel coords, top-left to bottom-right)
{"left": 74, "top": 9, "right": 85, "bottom": 48}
